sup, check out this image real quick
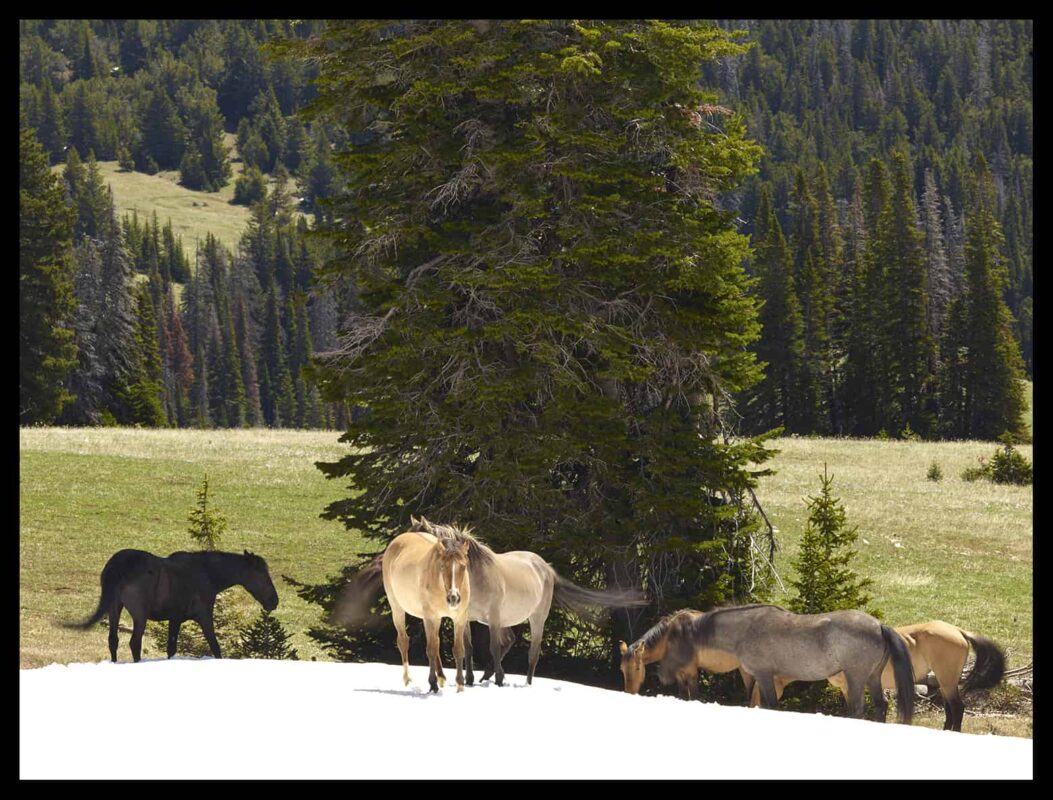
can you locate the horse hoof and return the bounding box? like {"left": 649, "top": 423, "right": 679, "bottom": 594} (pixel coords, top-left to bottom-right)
{"left": 438, "top": 676, "right": 446, "bottom": 688}
{"left": 457, "top": 684, "right": 464, "bottom": 693}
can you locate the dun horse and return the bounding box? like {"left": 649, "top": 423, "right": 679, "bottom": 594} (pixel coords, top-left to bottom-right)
{"left": 742, "top": 620, "right": 1005, "bottom": 731}
{"left": 65, "top": 549, "right": 279, "bottom": 661}
{"left": 620, "top": 604, "right": 915, "bottom": 723}
{"left": 332, "top": 527, "right": 473, "bottom": 692}
{"left": 411, "top": 516, "right": 647, "bottom": 687}
{"left": 332, "top": 517, "right": 646, "bottom": 688}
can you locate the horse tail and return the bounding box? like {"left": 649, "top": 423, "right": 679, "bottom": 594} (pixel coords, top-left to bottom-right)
{"left": 63, "top": 555, "right": 123, "bottom": 630}
{"left": 328, "top": 555, "right": 385, "bottom": 628}
{"left": 882, "top": 624, "right": 915, "bottom": 724}
{"left": 552, "top": 573, "right": 648, "bottom": 627}
{"left": 960, "top": 631, "right": 1007, "bottom": 693}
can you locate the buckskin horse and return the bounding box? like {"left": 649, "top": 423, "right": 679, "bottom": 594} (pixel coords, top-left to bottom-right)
{"left": 620, "top": 604, "right": 914, "bottom": 723}
{"left": 741, "top": 619, "right": 1005, "bottom": 731}
{"left": 332, "top": 526, "right": 473, "bottom": 692}
{"left": 65, "top": 548, "right": 279, "bottom": 662}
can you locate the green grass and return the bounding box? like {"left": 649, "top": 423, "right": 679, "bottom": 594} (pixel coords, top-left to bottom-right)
{"left": 756, "top": 437, "right": 1032, "bottom": 668}
{"left": 20, "top": 427, "right": 368, "bottom": 668}
{"left": 20, "top": 427, "right": 1032, "bottom": 735}
{"left": 51, "top": 135, "right": 301, "bottom": 255}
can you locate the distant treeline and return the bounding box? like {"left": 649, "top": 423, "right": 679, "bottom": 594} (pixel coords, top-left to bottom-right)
{"left": 20, "top": 20, "right": 1032, "bottom": 439}
{"left": 709, "top": 20, "right": 1031, "bottom": 438}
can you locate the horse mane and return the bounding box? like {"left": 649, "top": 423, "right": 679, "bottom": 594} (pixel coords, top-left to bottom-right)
{"left": 629, "top": 608, "right": 696, "bottom": 654}
{"left": 409, "top": 518, "right": 498, "bottom": 569}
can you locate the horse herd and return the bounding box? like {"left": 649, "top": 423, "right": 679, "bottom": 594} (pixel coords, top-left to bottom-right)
{"left": 66, "top": 517, "right": 1006, "bottom": 731}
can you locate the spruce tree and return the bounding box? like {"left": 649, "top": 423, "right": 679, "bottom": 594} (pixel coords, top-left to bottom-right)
{"left": 20, "top": 126, "right": 78, "bottom": 423}
{"left": 744, "top": 184, "right": 805, "bottom": 433}
{"left": 284, "top": 20, "right": 776, "bottom": 666}
{"left": 789, "top": 465, "right": 873, "bottom": 615}
{"left": 234, "top": 611, "right": 299, "bottom": 660}
{"left": 940, "top": 155, "right": 1028, "bottom": 440}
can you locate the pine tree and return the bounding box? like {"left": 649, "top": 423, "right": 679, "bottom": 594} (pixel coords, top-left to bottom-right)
{"left": 20, "top": 126, "right": 78, "bottom": 423}
{"left": 286, "top": 20, "right": 775, "bottom": 665}
{"left": 744, "top": 184, "right": 805, "bottom": 433}
{"left": 233, "top": 611, "right": 299, "bottom": 660}
{"left": 940, "top": 155, "right": 1028, "bottom": 440}
{"left": 789, "top": 465, "right": 873, "bottom": 615}
{"left": 140, "top": 89, "right": 186, "bottom": 170}
{"left": 879, "top": 151, "right": 935, "bottom": 436}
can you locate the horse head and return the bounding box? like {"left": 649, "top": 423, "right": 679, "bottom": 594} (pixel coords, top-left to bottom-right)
{"left": 434, "top": 536, "right": 470, "bottom": 612}
{"left": 619, "top": 640, "right": 647, "bottom": 694}
{"left": 242, "top": 550, "right": 279, "bottom": 612}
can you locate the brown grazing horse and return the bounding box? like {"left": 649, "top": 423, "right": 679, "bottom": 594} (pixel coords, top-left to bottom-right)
{"left": 65, "top": 549, "right": 279, "bottom": 661}
{"left": 620, "top": 604, "right": 914, "bottom": 723}
{"left": 742, "top": 620, "right": 1006, "bottom": 731}
{"left": 620, "top": 609, "right": 751, "bottom": 699}
{"left": 333, "top": 527, "right": 472, "bottom": 693}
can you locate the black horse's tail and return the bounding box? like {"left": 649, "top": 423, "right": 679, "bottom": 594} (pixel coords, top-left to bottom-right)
{"left": 960, "top": 631, "right": 1007, "bottom": 692}
{"left": 552, "top": 573, "right": 648, "bottom": 626}
{"left": 328, "top": 555, "right": 385, "bottom": 628}
{"left": 63, "top": 558, "right": 121, "bottom": 630}
{"left": 881, "top": 625, "right": 915, "bottom": 724}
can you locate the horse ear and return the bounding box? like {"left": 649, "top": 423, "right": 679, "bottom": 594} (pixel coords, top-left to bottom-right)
{"left": 410, "top": 515, "right": 420, "bottom": 527}
{"left": 420, "top": 517, "right": 435, "bottom": 532}
{"left": 619, "top": 641, "right": 628, "bottom": 655}
{"left": 244, "top": 549, "right": 250, "bottom": 555}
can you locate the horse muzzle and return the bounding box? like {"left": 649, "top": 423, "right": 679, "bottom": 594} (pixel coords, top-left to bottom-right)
{"left": 265, "top": 595, "right": 279, "bottom": 612}
{"left": 446, "top": 590, "right": 461, "bottom": 609}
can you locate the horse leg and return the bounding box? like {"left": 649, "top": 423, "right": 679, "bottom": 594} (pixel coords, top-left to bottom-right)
{"left": 527, "top": 611, "right": 546, "bottom": 685}
{"left": 129, "top": 613, "right": 146, "bottom": 663}
{"left": 199, "top": 611, "right": 222, "bottom": 659}
{"left": 843, "top": 674, "right": 866, "bottom": 719}
{"left": 108, "top": 603, "right": 122, "bottom": 662}
{"left": 489, "top": 619, "right": 506, "bottom": 687}
{"left": 453, "top": 619, "right": 466, "bottom": 692}
{"left": 390, "top": 600, "right": 411, "bottom": 686}
{"left": 867, "top": 670, "right": 889, "bottom": 723}
{"left": 740, "top": 669, "right": 759, "bottom": 707}
{"left": 167, "top": 619, "right": 182, "bottom": 659}
{"left": 424, "top": 617, "right": 442, "bottom": 693}
{"left": 463, "top": 625, "right": 474, "bottom": 687}
{"left": 942, "top": 685, "right": 965, "bottom": 731}
{"left": 754, "top": 673, "right": 780, "bottom": 710}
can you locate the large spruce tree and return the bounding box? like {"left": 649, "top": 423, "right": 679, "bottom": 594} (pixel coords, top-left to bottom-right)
{"left": 287, "top": 20, "right": 776, "bottom": 669}
{"left": 20, "top": 126, "right": 78, "bottom": 423}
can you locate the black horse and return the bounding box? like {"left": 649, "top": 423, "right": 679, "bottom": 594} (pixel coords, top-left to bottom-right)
{"left": 65, "top": 549, "right": 279, "bottom": 662}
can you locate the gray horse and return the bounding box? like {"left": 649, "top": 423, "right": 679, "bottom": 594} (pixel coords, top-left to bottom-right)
{"left": 626, "top": 603, "right": 915, "bottom": 723}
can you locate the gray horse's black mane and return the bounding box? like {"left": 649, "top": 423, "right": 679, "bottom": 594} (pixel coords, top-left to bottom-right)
{"left": 631, "top": 604, "right": 786, "bottom": 653}
{"left": 629, "top": 609, "right": 695, "bottom": 654}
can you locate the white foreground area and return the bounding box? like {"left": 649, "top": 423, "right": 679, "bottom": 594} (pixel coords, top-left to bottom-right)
{"left": 21, "top": 658, "right": 1032, "bottom": 780}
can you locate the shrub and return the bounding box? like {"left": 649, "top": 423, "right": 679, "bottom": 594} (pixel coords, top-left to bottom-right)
{"left": 927, "top": 462, "right": 943, "bottom": 482}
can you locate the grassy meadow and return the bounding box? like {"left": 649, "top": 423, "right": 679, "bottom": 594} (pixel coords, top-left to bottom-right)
{"left": 51, "top": 134, "right": 301, "bottom": 255}
{"left": 20, "top": 426, "right": 1031, "bottom": 735}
